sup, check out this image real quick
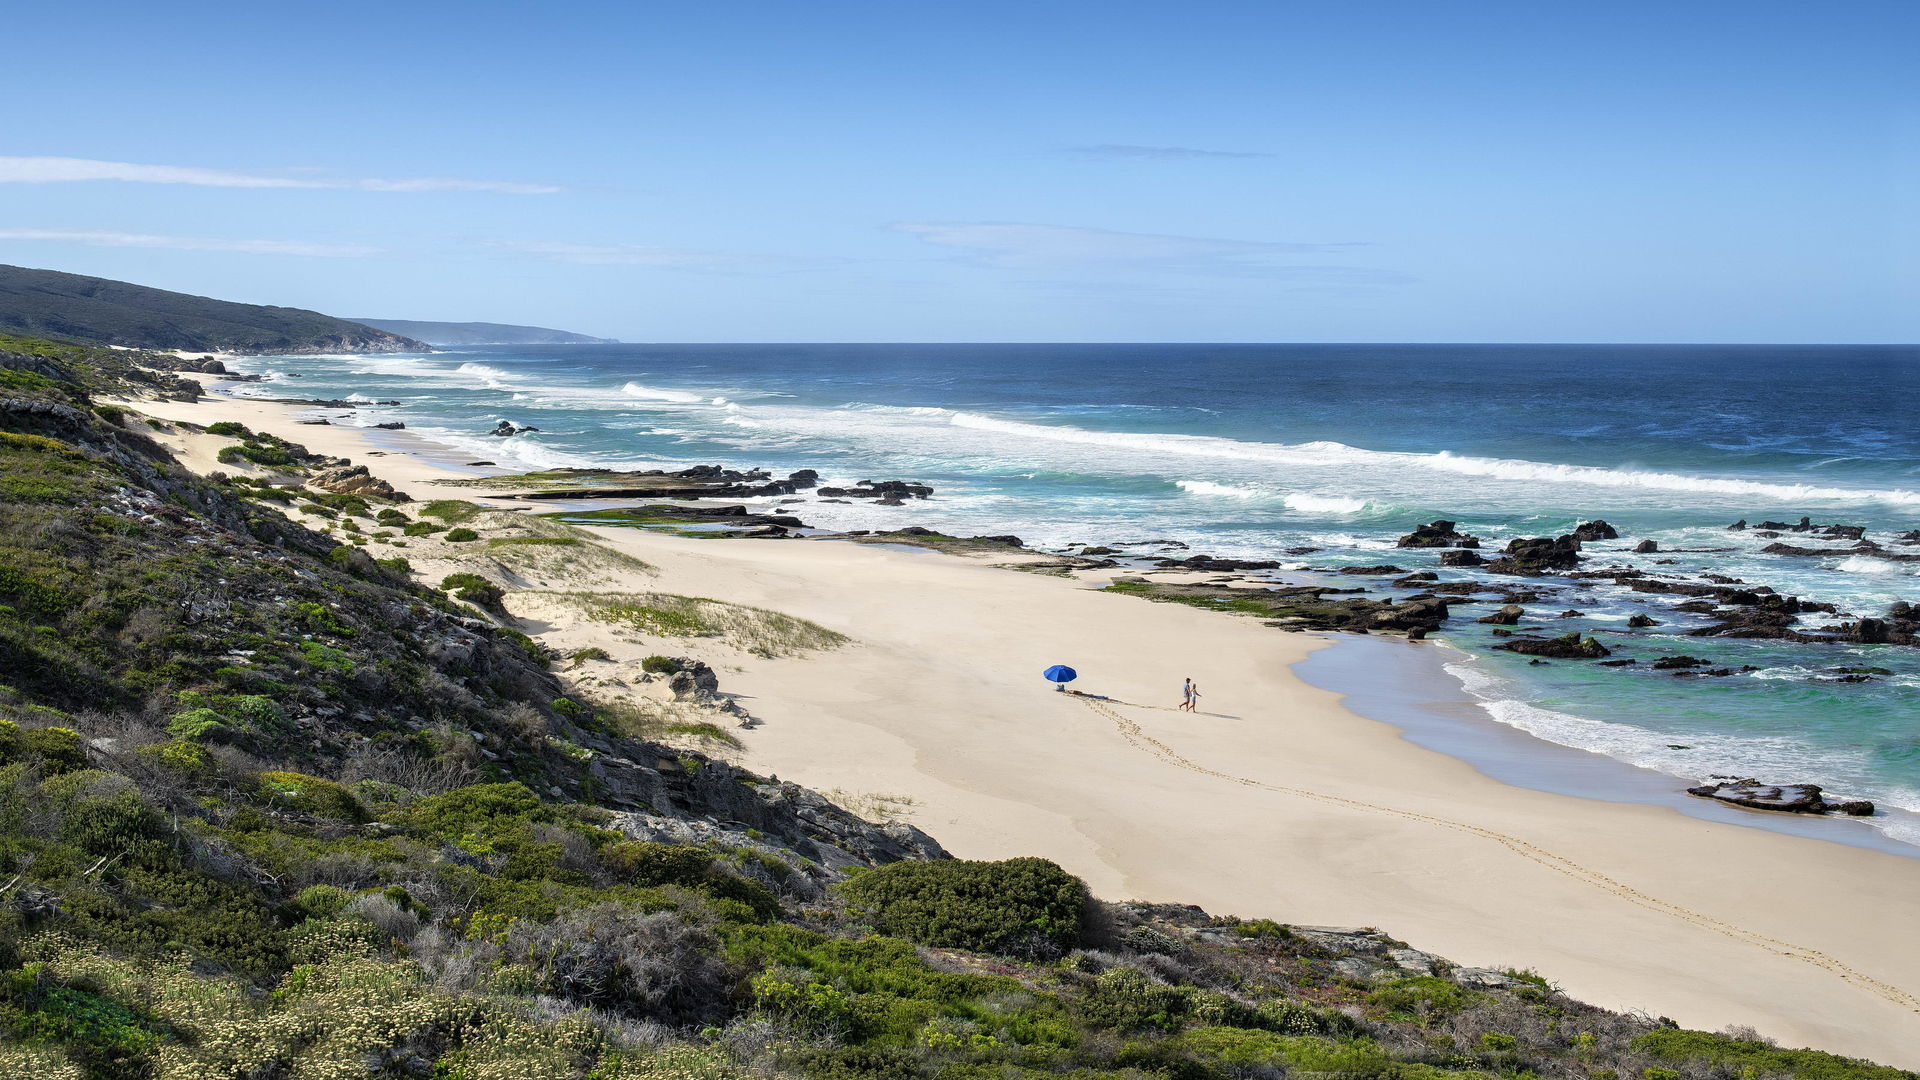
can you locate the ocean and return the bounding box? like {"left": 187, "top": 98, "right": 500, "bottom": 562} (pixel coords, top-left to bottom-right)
{"left": 224, "top": 342, "right": 1920, "bottom": 845}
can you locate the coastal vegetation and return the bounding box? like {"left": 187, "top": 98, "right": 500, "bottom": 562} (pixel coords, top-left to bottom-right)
{"left": 0, "top": 332, "right": 1911, "bottom": 1077}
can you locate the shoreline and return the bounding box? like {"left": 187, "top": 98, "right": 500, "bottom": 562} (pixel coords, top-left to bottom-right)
{"left": 189, "top": 381, "right": 1920, "bottom": 858}
{"left": 1302, "top": 635, "right": 1920, "bottom": 859}
{"left": 123, "top": 384, "right": 1920, "bottom": 1064}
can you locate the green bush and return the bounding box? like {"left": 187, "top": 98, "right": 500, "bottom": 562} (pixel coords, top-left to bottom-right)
{"left": 444, "top": 527, "right": 480, "bottom": 543}
{"left": 440, "top": 573, "right": 505, "bottom": 611}
{"left": 205, "top": 421, "right": 251, "bottom": 438}
{"left": 838, "top": 857, "right": 1089, "bottom": 957}
{"left": 257, "top": 771, "right": 366, "bottom": 821}
{"left": 1368, "top": 976, "right": 1480, "bottom": 1023}
{"left": 640, "top": 655, "right": 680, "bottom": 675}
{"left": 0, "top": 720, "right": 88, "bottom": 774}
{"left": 1634, "top": 1030, "right": 1913, "bottom": 1080}
{"left": 402, "top": 521, "right": 444, "bottom": 537}
{"left": 375, "top": 507, "right": 410, "bottom": 525}
{"left": 284, "top": 884, "right": 354, "bottom": 922}
{"left": 167, "top": 708, "right": 229, "bottom": 741}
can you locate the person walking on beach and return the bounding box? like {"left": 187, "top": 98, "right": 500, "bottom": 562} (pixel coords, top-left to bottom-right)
{"left": 1181, "top": 677, "right": 1200, "bottom": 712}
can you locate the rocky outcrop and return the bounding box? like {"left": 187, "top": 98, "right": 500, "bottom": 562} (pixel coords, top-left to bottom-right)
{"left": 1570, "top": 520, "right": 1618, "bottom": 541}
{"left": 309, "top": 463, "right": 409, "bottom": 502}
{"left": 1491, "top": 632, "right": 1610, "bottom": 658}
{"left": 815, "top": 479, "right": 934, "bottom": 505}
{"left": 1478, "top": 604, "right": 1525, "bottom": 625}
{"left": 1485, "top": 535, "right": 1582, "bottom": 575}
{"left": 1440, "top": 549, "right": 1486, "bottom": 567}
{"left": 1685, "top": 778, "right": 1874, "bottom": 817}
{"left": 488, "top": 419, "right": 542, "bottom": 437}
{"left": 1395, "top": 520, "right": 1480, "bottom": 549}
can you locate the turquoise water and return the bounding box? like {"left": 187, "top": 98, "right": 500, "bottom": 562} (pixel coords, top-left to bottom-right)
{"left": 226, "top": 343, "right": 1920, "bottom": 843}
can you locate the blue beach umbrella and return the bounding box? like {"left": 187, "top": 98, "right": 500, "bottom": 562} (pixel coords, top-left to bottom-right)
{"left": 1042, "top": 665, "right": 1077, "bottom": 690}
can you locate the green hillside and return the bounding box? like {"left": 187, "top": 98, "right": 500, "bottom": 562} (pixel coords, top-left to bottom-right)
{"left": 0, "top": 264, "right": 428, "bottom": 354}
{"left": 352, "top": 317, "right": 619, "bottom": 345}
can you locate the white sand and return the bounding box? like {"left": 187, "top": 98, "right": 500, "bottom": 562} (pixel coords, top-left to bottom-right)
{"left": 128, "top": 389, "right": 1920, "bottom": 1065}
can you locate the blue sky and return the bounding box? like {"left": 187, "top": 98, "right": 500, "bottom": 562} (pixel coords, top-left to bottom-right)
{"left": 3, "top": 1, "right": 1913, "bottom": 342}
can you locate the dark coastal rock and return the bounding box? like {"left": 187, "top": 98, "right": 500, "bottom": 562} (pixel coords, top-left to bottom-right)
{"left": 817, "top": 479, "right": 933, "bottom": 500}
{"left": 1558, "top": 609, "right": 1585, "bottom": 618}
{"left": 1439, "top": 550, "right": 1486, "bottom": 567}
{"left": 1727, "top": 519, "right": 1747, "bottom": 530}
{"left": 1650, "top": 655, "right": 1708, "bottom": 669}
{"left": 1368, "top": 598, "right": 1450, "bottom": 632}
{"left": 1626, "top": 613, "right": 1660, "bottom": 628}
{"left": 1571, "top": 520, "right": 1619, "bottom": 542}
{"left": 489, "top": 420, "right": 541, "bottom": 437}
{"left": 787, "top": 469, "right": 819, "bottom": 488}
{"left": 374, "top": 421, "right": 406, "bottom": 430}
{"left": 971, "top": 535, "right": 1024, "bottom": 547}
{"left": 1633, "top": 539, "right": 1659, "bottom": 554}
{"left": 1478, "top": 604, "right": 1525, "bottom": 625}
{"left": 1491, "top": 632, "right": 1610, "bottom": 658}
{"left": 1171, "top": 555, "right": 1283, "bottom": 572}
{"left": 1685, "top": 778, "right": 1874, "bottom": 817}
{"left": 1485, "top": 535, "right": 1582, "bottom": 575}
{"left": 1337, "top": 564, "right": 1405, "bottom": 575}
{"left": 1395, "top": 519, "right": 1480, "bottom": 549}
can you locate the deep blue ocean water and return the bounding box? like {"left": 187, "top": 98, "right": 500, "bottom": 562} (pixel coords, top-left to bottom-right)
{"left": 228, "top": 343, "right": 1920, "bottom": 843}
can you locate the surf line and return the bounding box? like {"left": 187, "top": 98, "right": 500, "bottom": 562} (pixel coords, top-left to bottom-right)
{"left": 1073, "top": 694, "right": 1920, "bottom": 1016}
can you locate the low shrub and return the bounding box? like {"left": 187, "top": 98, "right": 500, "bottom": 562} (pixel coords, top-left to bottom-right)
{"left": 444, "top": 527, "right": 480, "bottom": 543}
{"left": 257, "top": 771, "right": 367, "bottom": 821}
{"left": 838, "top": 857, "right": 1089, "bottom": 958}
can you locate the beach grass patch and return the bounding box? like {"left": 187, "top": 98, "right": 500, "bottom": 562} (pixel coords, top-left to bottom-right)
{"left": 417, "top": 499, "right": 482, "bottom": 523}
{"left": 561, "top": 591, "right": 845, "bottom": 656}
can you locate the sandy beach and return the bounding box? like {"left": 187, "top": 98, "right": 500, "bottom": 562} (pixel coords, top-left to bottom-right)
{"left": 123, "top": 388, "right": 1920, "bottom": 1067}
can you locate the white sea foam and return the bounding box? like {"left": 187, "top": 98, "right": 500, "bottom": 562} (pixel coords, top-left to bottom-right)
{"left": 620, "top": 382, "right": 706, "bottom": 404}
{"left": 1446, "top": 661, "right": 1872, "bottom": 787}
{"left": 454, "top": 362, "right": 519, "bottom": 390}
{"left": 1835, "top": 555, "right": 1914, "bottom": 575}
{"left": 1283, "top": 493, "right": 1370, "bottom": 514}
{"left": 1175, "top": 479, "right": 1265, "bottom": 499}
{"left": 941, "top": 412, "right": 1920, "bottom": 506}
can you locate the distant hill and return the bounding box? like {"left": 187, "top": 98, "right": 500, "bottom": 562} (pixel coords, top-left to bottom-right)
{"left": 350, "top": 318, "right": 619, "bottom": 345}
{"left": 0, "top": 264, "right": 428, "bottom": 354}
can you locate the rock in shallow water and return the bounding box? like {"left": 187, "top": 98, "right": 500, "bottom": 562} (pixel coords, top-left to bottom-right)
{"left": 1685, "top": 778, "right": 1874, "bottom": 816}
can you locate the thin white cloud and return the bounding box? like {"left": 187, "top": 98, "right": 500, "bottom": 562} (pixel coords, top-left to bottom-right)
{"left": 495, "top": 240, "right": 842, "bottom": 275}
{"left": 501, "top": 240, "right": 750, "bottom": 269}
{"left": 1069, "top": 144, "right": 1270, "bottom": 160}
{"left": 0, "top": 156, "right": 560, "bottom": 195}
{"left": 892, "top": 222, "right": 1385, "bottom": 272}
{"left": 0, "top": 228, "right": 380, "bottom": 258}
